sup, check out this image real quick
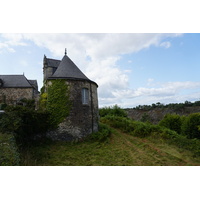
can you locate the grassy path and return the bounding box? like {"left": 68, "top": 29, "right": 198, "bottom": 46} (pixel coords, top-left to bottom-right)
{"left": 21, "top": 127, "right": 200, "bottom": 166}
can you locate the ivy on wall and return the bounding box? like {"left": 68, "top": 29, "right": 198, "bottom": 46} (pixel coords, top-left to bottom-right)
{"left": 46, "top": 79, "right": 71, "bottom": 127}
{"left": 39, "top": 92, "right": 48, "bottom": 111}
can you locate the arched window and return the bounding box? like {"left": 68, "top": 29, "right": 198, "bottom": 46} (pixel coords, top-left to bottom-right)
{"left": 82, "top": 88, "right": 89, "bottom": 105}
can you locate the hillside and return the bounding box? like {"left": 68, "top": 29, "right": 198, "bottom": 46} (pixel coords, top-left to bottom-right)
{"left": 21, "top": 126, "right": 200, "bottom": 166}
{"left": 126, "top": 106, "right": 200, "bottom": 124}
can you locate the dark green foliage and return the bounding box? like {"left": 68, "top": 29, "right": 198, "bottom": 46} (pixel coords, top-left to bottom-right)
{"left": 101, "top": 115, "right": 175, "bottom": 138}
{"left": 89, "top": 123, "right": 112, "bottom": 142}
{"left": 141, "top": 113, "right": 151, "bottom": 123}
{"left": 0, "top": 106, "right": 50, "bottom": 147}
{"left": 47, "top": 80, "right": 71, "bottom": 127}
{"left": 193, "top": 100, "right": 200, "bottom": 106}
{"left": 182, "top": 113, "right": 200, "bottom": 139}
{"left": 0, "top": 103, "right": 7, "bottom": 110}
{"left": 159, "top": 114, "right": 182, "bottom": 134}
{"left": 99, "top": 105, "right": 127, "bottom": 118}
{"left": 20, "top": 98, "right": 35, "bottom": 110}
{"left": 0, "top": 133, "right": 20, "bottom": 166}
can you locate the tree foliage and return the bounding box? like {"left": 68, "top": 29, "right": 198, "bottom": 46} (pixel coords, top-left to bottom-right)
{"left": 182, "top": 113, "right": 200, "bottom": 139}
{"left": 99, "top": 105, "right": 127, "bottom": 118}
{"left": 0, "top": 106, "right": 50, "bottom": 147}
{"left": 159, "top": 114, "right": 182, "bottom": 134}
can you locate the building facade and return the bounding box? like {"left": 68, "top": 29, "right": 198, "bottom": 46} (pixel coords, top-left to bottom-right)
{"left": 0, "top": 75, "right": 39, "bottom": 107}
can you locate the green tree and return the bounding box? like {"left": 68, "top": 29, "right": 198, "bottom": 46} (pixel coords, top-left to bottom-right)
{"left": 159, "top": 114, "right": 182, "bottom": 134}
{"left": 182, "top": 113, "right": 200, "bottom": 139}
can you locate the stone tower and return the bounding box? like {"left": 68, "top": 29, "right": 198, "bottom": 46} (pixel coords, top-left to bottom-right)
{"left": 43, "top": 51, "right": 99, "bottom": 141}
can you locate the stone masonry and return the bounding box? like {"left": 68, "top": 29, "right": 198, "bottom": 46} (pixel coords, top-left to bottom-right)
{"left": 47, "top": 79, "right": 99, "bottom": 141}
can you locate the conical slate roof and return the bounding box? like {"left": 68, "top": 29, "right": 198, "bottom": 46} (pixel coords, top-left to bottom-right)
{"left": 50, "top": 55, "right": 90, "bottom": 81}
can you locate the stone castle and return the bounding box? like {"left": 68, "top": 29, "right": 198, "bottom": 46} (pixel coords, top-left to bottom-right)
{"left": 0, "top": 50, "right": 99, "bottom": 140}
{"left": 43, "top": 50, "right": 99, "bottom": 140}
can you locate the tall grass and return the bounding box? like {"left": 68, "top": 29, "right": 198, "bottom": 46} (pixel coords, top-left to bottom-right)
{"left": 101, "top": 115, "right": 200, "bottom": 157}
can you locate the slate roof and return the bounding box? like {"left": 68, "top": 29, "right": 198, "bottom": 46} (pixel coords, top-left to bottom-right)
{"left": 50, "top": 55, "right": 90, "bottom": 81}
{"left": 0, "top": 75, "right": 35, "bottom": 88}
{"left": 28, "top": 80, "right": 38, "bottom": 91}
{"left": 46, "top": 58, "right": 61, "bottom": 68}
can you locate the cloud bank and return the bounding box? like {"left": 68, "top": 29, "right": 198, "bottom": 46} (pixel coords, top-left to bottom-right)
{"left": 1, "top": 33, "right": 198, "bottom": 107}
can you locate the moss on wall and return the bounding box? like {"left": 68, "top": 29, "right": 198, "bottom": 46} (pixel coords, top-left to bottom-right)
{"left": 47, "top": 80, "right": 71, "bottom": 127}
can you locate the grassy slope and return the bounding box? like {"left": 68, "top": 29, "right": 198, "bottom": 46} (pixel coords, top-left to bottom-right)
{"left": 21, "top": 128, "right": 200, "bottom": 166}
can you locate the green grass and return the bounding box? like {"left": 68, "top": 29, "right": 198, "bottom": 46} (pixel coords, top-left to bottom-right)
{"left": 21, "top": 127, "right": 200, "bottom": 166}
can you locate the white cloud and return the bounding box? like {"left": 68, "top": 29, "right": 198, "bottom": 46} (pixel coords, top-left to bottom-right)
{"left": 160, "top": 41, "right": 171, "bottom": 48}
{"left": 0, "top": 33, "right": 185, "bottom": 107}
{"left": 0, "top": 33, "right": 26, "bottom": 53}
{"left": 0, "top": 42, "right": 16, "bottom": 53}
{"left": 109, "top": 81, "right": 200, "bottom": 108}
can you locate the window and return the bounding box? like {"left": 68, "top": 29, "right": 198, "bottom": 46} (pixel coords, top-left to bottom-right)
{"left": 82, "top": 88, "right": 89, "bottom": 105}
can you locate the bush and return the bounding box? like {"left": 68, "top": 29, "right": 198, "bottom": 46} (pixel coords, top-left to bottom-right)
{"left": 99, "top": 105, "right": 127, "bottom": 118}
{"left": 101, "top": 115, "right": 172, "bottom": 138}
{"left": 0, "top": 106, "right": 51, "bottom": 147}
{"left": 89, "top": 123, "right": 112, "bottom": 142}
{"left": 140, "top": 113, "right": 151, "bottom": 123}
{"left": 0, "top": 133, "right": 20, "bottom": 166}
{"left": 131, "top": 122, "right": 152, "bottom": 137}
{"left": 182, "top": 113, "right": 200, "bottom": 139}
{"left": 159, "top": 114, "right": 182, "bottom": 134}
{"left": 0, "top": 103, "right": 7, "bottom": 110}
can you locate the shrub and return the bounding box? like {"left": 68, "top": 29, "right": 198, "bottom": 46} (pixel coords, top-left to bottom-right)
{"left": 0, "top": 106, "right": 51, "bottom": 147}
{"left": 0, "top": 133, "right": 20, "bottom": 166}
{"left": 140, "top": 113, "right": 151, "bottom": 123}
{"left": 0, "top": 103, "right": 7, "bottom": 110}
{"left": 20, "top": 98, "right": 35, "bottom": 110}
{"left": 89, "top": 123, "right": 112, "bottom": 142}
{"left": 131, "top": 122, "right": 152, "bottom": 137}
{"left": 159, "top": 114, "right": 182, "bottom": 134}
{"left": 101, "top": 115, "right": 182, "bottom": 139}
{"left": 99, "top": 105, "right": 127, "bottom": 118}
{"left": 182, "top": 113, "right": 200, "bottom": 139}
{"left": 101, "top": 115, "right": 133, "bottom": 133}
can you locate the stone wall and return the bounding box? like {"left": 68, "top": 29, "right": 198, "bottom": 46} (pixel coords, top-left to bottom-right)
{"left": 0, "top": 88, "right": 34, "bottom": 105}
{"left": 43, "top": 66, "right": 54, "bottom": 81}
{"left": 47, "top": 79, "right": 99, "bottom": 141}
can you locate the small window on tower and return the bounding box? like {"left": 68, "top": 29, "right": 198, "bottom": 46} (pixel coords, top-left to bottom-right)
{"left": 82, "top": 88, "right": 89, "bottom": 105}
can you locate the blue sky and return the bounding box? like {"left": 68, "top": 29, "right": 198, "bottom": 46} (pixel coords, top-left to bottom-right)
{"left": 1, "top": 33, "right": 200, "bottom": 108}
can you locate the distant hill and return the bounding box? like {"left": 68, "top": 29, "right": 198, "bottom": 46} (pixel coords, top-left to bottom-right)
{"left": 126, "top": 106, "right": 200, "bottom": 124}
